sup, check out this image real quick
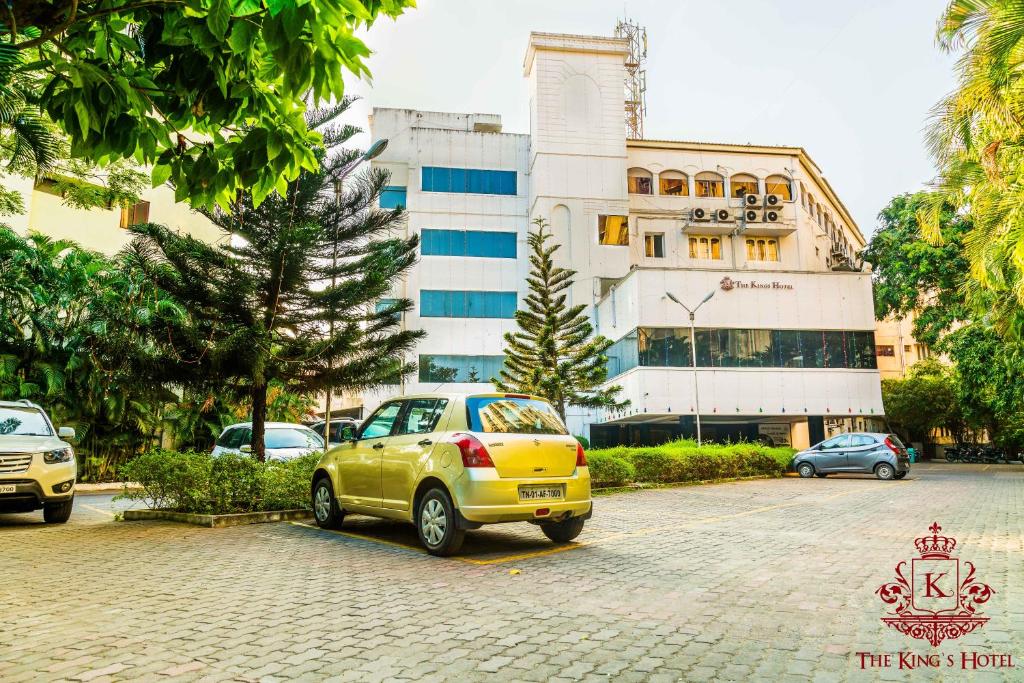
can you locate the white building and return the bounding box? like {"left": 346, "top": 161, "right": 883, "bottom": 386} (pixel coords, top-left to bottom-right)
{"left": 359, "top": 30, "right": 883, "bottom": 450}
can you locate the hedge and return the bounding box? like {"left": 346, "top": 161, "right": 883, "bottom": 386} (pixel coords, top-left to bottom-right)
{"left": 117, "top": 450, "right": 319, "bottom": 514}
{"left": 586, "top": 439, "right": 794, "bottom": 488}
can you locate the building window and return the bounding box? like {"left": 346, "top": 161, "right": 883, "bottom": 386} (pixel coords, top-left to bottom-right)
{"left": 375, "top": 298, "right": 399, "bottom": 313}
{"left": 876, "top": 345, "right": 895, "bottom": 357}
{"left": 659, "top": 170, "right": 688, "bottom": 196}
{"left": 627, "top": 167, "right": 653, "bottom": 194}
{"left": 421, "top": 167, "right": 517, "bottom": 195}
{"left": 421, "top": 229, "right": 516, "bottom": 258}
{"left": 694, "top": 171, "right": 725, "bottom": 198}
{"left": 607, "top": 327, "right": 878, "bottom": 377}
{"left": 598, "top": 215, "right": 629, "bottom": 246}
{"left": 120, "top": 201, "right": 150, "bottom": 229}
{"left": 379, "top": 186, "right": 407, "bottom": 209}
{"left": 765, "top": 175, "right": 792, "bottom": 201}
{"left": 745, "top": 238, "right": 779, "bottom": 262}
{"left": 644, "top": 233, "right": 665, "bottom": 258}
{"left": 688, "top": 236, "right": 722, "bottom": 260}
{"left": 730, "top": 173, "right": 758, "bottom": 198}
{"left": 420, "top": 290, "right": 517, "bottom": 318}
{"left": 419, "top": 355, "right": 505, "bottom": 383}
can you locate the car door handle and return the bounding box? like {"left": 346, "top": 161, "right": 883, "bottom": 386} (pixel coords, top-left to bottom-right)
{"left": 417, "top": 439, "right": 433, "bottom": 447}
{"left": 372, "top": 442, "right": 385, "bottom": 450}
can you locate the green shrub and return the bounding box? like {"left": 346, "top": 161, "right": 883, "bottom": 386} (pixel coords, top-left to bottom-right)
{"left": 117, "top": 450, "right": 318, "bottom": 514}
{"left": 587, "top": 451, "right": 635, "bottom": 486}
{"left": 587, "top": 439, "right": 794, "bottom": 486}
{"left": 574, "top": 435, "right": 590, "bottom": 449}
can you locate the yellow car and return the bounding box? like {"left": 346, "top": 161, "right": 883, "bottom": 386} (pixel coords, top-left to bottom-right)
{"left": 311, "top": 393, "right": 592, "bottom": 556}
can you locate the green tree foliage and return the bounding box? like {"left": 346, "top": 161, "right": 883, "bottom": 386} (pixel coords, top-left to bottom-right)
{"left": 494, "top": 218, "right": 627, "bottom": 421}
{"left": 0, "top": 45, "right": 145, "bottom": 216}
{"left": 126, "top": 101, "right": 422, "bottom": 461}
{"left": 0, "top": 228, "right": 174, "bottom": 479}
{"left": 926, "top": 0, "right": 1024, "bottom": 338}
{"left": 881, "top": 359, "right": 966, "bottom": 444}
{"left": 1, "top": 1, "right": 415, "bottom": 209}
{"left": 861, "top": 192, "right": 971, "bottom": 345}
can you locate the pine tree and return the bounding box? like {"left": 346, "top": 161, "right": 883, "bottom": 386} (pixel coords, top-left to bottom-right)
{"left": 494, "top": 217, "right": 627, "bottom": 421}
{"left": 126, "top": 99, "right": 423, "bottom": 461}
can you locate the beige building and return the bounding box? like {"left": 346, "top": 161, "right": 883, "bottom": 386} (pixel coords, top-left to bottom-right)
{"left": 874, "top": 313, "right": 934, "bottom": 380}
{"left": 3, "top": 172, "right": 220, "bottom": 255}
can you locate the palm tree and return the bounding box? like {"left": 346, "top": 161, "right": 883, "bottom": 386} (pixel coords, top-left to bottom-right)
{"left": 926, "top": 1, "right": 1024, "bottom": 338}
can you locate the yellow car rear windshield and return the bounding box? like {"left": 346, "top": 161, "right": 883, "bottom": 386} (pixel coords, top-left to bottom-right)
{"left": 466, "top": 397, "right": 568, "bottom": 435}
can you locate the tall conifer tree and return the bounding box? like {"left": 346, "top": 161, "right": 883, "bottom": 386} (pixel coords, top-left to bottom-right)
{"left": 126, "top": 100, "right": 422, "bottom": 460}
{"left": 494, "top": 218, "right": 627, "bottom": 421}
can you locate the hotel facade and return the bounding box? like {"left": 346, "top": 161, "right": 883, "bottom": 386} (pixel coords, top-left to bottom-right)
{"left": 359, "top": 31, "right": 884, "bottom": 449}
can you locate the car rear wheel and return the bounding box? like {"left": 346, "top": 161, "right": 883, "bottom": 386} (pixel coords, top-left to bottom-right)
{"left": 541, "top": 517, "right": 585, "bottom": 543}
{"left": 894, "top": 471, "right": 907, "bottom": 480}
{"left": 797, "top": 462, "right": 815, "bottom": 478}
{"left": 417, "top": 488, "right": 465, "bottom": 557}
{"left": 43, "top": 497, "right": 73, "bottom": 524}
{"left": 312, "top": 478, "right": 344, "bottom": 529}
{"left": 875, "top": 463, "right": 896, "bottom": 480}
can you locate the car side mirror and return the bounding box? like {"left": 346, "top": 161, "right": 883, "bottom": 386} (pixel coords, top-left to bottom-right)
{"left": 239, "top": 444, "right": 252, "bottom": 454}
{"left": 58, "top": 426, "right": 76, "bottom": 440}
{"left": 341, "top": 426, "right": 357, "bottom": 442}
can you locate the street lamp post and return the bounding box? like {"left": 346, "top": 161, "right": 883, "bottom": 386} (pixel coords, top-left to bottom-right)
{"left": 665, "top": 289, "right": 716, "bottom": 446}
{"left": 323, "top": 139, "right": 389, "bottom": 451}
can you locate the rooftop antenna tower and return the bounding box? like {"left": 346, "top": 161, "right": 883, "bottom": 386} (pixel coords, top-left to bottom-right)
{"left": 615, "top": 17, "right": 648, "bottom": 140}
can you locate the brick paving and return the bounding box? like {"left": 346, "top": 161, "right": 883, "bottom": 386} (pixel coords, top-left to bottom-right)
{"left": 1, "top": 463, "right": 1022, "bottom": 681}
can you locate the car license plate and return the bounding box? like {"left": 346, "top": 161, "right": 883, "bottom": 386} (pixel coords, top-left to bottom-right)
{"left": 0, "top": 484, "right": 16, "bottom": 494}
{"left": 519, "top": 485, "right": 563, "bottom": 502}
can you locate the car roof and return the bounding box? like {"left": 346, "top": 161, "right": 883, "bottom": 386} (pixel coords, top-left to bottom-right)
{"left": 0, "top": 399, "right": 41, "bottom": 409}
{"left": 221, "top": 422, "right": 313, "bottom": 431}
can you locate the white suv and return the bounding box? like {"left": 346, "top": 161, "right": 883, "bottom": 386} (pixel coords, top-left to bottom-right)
{"left": 0, "top": 400, "right": 77, "bottom": 523}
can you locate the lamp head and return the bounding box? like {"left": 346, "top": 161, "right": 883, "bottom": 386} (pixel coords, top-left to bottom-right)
{"left": 363, "top": 139, "right": 389, "bottom": 161}
{"left": 700, "top": 289, "right": 716, "bottom": 305}
{"left": 665, "top": 291, "right": 682, "bottom": 306}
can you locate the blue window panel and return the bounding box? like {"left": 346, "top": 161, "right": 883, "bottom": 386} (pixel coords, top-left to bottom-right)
{"left": 420, "top": 290, "right": 516, "bottom": 318}
{"left": 419, "top": 229, "right": 435, "bottom": 255}
{"left": 379, "top": 186, "right": 406, "bottom": 210}
{"left": 421, "top": 167, "right": 517, "bottom": 195}
{"left": 465, "top": 231, "right": 489, "bottom": 257}
{"left": 419, "top": 355, "right": 505, "bottom": 383}
{"left": 375, "top": 298, "right": 399, "bottom": 313}
{"left": 492, "top": 231, "right": 516, "bottom": 258}
{"left": 421, "top": 229, "right": 516, "bottom": 258}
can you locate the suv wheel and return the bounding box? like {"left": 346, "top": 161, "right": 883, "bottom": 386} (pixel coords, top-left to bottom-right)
{"left": 417, "top": 487, "right": 465, "bottom": 557}
{"left": 875, "top": 463, "right": 895, "bottom": 480}
{"left": 43, "top": 497, "right": 73, "bottom": 524}
{"left": 894, "top": 471, "right": 907, "bottom": 480}
{"left": 797, "top": 462, "right": 815, "bottom": 478}
{"left": 312, "top": 478, "right": 344, "bottom": 529}
{"left": 541, "top": 517, "right": 585, "bottom": 544}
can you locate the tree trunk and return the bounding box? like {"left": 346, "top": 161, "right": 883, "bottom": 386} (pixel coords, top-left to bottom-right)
{"left": 251, "top": 383, "right": 268, "bottom": 463}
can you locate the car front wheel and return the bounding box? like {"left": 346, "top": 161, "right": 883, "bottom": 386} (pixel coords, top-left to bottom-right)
{"left": 541, "top": 517, "right": 585, "bottom": 543}
{"left": 417, "top": 488, "right": 465, "bottom": 557}
{"left": 875, "top": 463, "right": 896, "bottom": 480}
{"left": 797, "top": 462, "right": 815, "bottom": 478}
{"left": 43, "top": 497, "right": 73, "bottom": 524}
{"left": 312, "top": 478, "right": 344, "bottom": 529}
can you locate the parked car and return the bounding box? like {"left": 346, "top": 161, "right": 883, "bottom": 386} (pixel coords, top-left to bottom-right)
{"left": 0, "top": 400, "right": 77, "bottom": 523}
{"left": 307, "top": 418, "right": 360, "bottom": 448}
{"left": 310, "top": 393, "right": 592, "bottom": 556}
{"left": 213, "top": 422, "right": 324, "bottom": 461}
{"left": 792, "top": 432, "right": 911, "bottom": 480}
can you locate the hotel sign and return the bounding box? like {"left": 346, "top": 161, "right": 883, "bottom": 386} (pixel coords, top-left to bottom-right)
{"left": 719, "top": 276, "right": 794, "bottom": 292}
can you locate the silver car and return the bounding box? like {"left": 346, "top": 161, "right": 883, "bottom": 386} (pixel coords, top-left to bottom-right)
{"left": 792, "top": 432, "right": 911, "bottom": 480}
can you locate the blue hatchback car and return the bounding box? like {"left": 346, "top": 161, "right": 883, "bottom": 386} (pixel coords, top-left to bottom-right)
{"left": 792, "top": 432, "right": 911, "bottom": 480}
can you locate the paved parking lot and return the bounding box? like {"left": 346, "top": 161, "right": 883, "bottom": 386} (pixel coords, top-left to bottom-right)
{"left": 2, "top": 463, "right": 1022, "bottom": 682}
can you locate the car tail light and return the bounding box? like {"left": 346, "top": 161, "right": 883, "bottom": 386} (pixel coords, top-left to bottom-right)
{"left": 504, "top": 393, "right": 530, "bottom": 399}
{"left": 451, "top": 433, "right": 494, "bottom": 468}
{"left": 576, "top": 441, "right": 588, "bottom": 467}
{"left": 884, "top": 437, "right": 901, "bottom": 455}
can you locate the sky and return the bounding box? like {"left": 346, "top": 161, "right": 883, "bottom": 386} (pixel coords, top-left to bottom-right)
{"left": 345, "top": 0, "right": 958, "bottom": 237}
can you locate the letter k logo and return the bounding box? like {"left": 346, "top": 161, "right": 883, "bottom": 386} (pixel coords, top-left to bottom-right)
{"left": 924, "top": 572, "right": 951, "bottom": 598}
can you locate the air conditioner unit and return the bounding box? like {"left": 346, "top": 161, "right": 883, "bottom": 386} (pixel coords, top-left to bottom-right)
{"left": 744, "top": 208, "right": 761, "bottom": 223}
{"left": 764, "top": 193, "right": 784, "bottom": 208}
{"left": 714, "top": 208, "right": 734, "bottom": 222}
{"left": 691, "top": 207, "right": 710, "bottom": 222}
{"left": 743, "top": 193, "right": 760, "bottom": 207}
{"left": 764, "top": 209, "right": 783, "bottom": 223}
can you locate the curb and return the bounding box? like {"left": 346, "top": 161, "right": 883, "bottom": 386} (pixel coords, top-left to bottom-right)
{"left": 76, "top": 483, "right": 141, "bottom": 496}
{"left": 593, "top": 473, "right": 779, "bottom": 496}
{"left": 123, "top": 508, "right": 311, "bottom": 528}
